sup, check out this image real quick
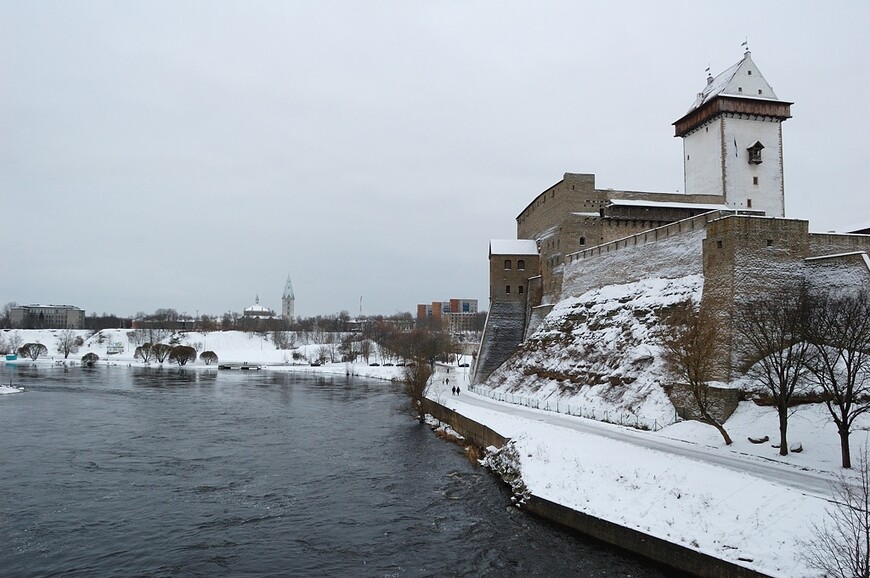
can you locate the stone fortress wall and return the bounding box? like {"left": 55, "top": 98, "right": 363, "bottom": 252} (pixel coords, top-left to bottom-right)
{"left": 516, "top": 173, "right": 725, "bottom": 302}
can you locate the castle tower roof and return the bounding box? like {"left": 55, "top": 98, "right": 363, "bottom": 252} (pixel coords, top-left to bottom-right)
{"left": 283, "top": 275, "right": 295, "bottom": 299}
{"left": 674, "top": 50, "right": 792, "bottom": 137}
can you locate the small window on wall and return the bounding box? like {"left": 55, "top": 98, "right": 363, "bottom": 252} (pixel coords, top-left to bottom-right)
{"left": 747, "top": 198, "right": 753, "bottom": 208}
{"left": 505, "top": 285, "right": 511, "bottom": 294}
{"left": 518, "top": 286, "right": 524, "bottom": 294}
{"left": 748, "top": 141, "right": 764, "bottom": 164}
{"left": 504, "top": 259, "right": 512, "bottom": 270}
{"left": 753, "top": 176, "right": 758, "bottom": 186}
{"left": 517, "top": 259, "right": 525, "bottom": 270}
{"left": 579, "top": 237, "right": 586, "bottom": 246}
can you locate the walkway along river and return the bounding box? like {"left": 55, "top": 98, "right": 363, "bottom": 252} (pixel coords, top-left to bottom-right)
{"left": 0, "top": 364, "right": 671, "bottom": 577}
{"left": 423, "top": 398, "right": 768, "bottom": 578}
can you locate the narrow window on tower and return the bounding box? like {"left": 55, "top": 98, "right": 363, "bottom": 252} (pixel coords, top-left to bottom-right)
{"left": 747, "top": 198, "right": 753, "bottom": 208}
{"left": 753, "top": 176, "right": 759, "bottom": 185}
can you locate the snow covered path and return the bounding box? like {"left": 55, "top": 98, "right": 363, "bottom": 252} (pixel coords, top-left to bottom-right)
{"left": 433, "top": 381, "right": 836, "bottom": 497}
{"left": 428, "top": 367, "right": 837, "bottom": 576}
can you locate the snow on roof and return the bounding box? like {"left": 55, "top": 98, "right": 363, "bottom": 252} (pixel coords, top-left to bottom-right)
{"left": 688, "top": 51, "right": 781, "bottom": 113}
{"left": 490, "top": 239, "right": 538, "bottom": 255}
{"left": 608, "top": 199, "right": 731, "bottom": 211}
{"left": 805, "top": 250, "right": 869, "bottom": 262}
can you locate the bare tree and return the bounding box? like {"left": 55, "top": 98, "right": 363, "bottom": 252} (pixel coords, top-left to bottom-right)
{"left": 200, "top": 351, "right": 218, "bottom": 365}
{"left": 661, "top": 303, "right": 733, "bottom": 445}
{"left": 18, "top": 342, "right": 49, "bottom": 361}
{"left": 315, "top": 345, "right": 329, "bottom": 365}
{"left": 151, "top": 343, "right": 172, "bottom": 363}
{"left": 1, "top": 301, "right": 17, "bottom": 328}
{"left": 134, "top": 343, "right": 153, "bottom": 363}
{"left": 801, "top": 445, "right": 870, "bottom": 578}
{"left": 56, "top": 329, "right": 82, "bottom": 359}
{"left": 272, "top": 331, "right": 292, "bottom": 350}
{"left": 169, "top": 345, "right": 197, "bottom": 366}
{"left": 735, "top": 287, "right": 814, "bottom": 456}
{"left": 360, "top": 339, "right": 373, "bottom": 364}
{"left": 804, "top": 290, "right": 870, "bottom": 469}
{"left": 402, "top": 359, "right": 434, "bottom": 423}
{"left": 8, "top": 331, "right": 22, "bottom": 353}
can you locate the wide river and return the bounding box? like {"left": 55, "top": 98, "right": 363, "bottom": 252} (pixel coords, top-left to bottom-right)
{"left": 0, "top": 365, "right": 671, "bottom": 577}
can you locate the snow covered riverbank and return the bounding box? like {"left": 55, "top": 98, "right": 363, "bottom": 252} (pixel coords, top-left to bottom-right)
{"left": 427, "top": 365, "right": 863, "bottom": 578}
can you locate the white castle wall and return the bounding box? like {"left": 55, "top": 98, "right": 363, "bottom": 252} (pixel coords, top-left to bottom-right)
{"left": 561, "top": 220, "right": 709, "bottom": 300}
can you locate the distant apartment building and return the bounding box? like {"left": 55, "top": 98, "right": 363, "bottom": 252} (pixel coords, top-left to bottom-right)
{"left": 417, "top": 299, "right": 479, "bottom": 333}
{"left": 10, "top": 304, "right": 85, "bottom": 329}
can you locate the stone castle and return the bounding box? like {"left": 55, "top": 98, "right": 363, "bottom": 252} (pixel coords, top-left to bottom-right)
{"left": 475, "top": 50, "right": 870, "bottom": 384}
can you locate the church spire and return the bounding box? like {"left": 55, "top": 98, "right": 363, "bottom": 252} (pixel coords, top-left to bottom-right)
{"left": 282, "top": 274, "right": 296, "bottom": 322}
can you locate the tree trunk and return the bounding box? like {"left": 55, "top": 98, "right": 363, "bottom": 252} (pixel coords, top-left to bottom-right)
{"left": 840, "top": 426, "right": 852, "bottom": 469}
{"left": 713, "top": 421, "right": 733, "bottom": 446}
{"left": 778, "top": 405, "right": 789, "bottom": 456}
{"left": 702, "top": 416, "right": 733, "bottom": 445}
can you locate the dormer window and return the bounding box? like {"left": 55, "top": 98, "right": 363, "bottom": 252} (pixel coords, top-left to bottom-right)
{"left": 747, "top": 141, "right": 764, "bottom": 164}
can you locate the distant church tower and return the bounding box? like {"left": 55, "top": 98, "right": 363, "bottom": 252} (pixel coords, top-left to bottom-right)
{"left": 281, "top": 274, "right": 295, "bottom": 321}
{"left": 673, "top": 49, "right": 792, "bottom": 217}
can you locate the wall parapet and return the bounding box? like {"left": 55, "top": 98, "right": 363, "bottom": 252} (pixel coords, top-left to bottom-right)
{"left": 565, "top": 209, "right": 735, "bottom": 265}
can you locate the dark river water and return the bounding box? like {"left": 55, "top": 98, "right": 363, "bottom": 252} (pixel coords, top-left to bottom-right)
{"left": 0, "top": 365, "right": 670, "bottom": 577}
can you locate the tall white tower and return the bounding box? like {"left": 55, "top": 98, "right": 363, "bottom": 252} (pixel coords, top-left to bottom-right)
{"left": 673, "top": 50, "right": 792, "bottom": 217}
{"left": 281, "top": 274, "right": 295, "bottom": 322}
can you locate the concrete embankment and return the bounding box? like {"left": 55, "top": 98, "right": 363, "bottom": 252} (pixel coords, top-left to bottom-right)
{"left": 423, "top": 398, "right": 769, "bottom": 578}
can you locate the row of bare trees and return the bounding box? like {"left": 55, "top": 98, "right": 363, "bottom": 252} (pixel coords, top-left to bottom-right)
{"left": 662, "top": 285, "right": 870, "bottom": 468}
{"left": 133, "top": 343, "right": 216, "bottom": 366}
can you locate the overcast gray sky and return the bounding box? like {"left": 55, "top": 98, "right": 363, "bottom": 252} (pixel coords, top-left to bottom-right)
{"left": 2, "top": 2, "right": 868, "bottom": 319}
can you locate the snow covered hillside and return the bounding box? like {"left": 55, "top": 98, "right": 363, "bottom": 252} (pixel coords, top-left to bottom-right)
{"left": 1, "top": 328, "right": 377, "bottom": 367}
{"left": 482, "top": 275, "right": 702, "bottom": 429}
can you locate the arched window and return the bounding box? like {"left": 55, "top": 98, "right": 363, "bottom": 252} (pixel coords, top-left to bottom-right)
{"left": 517, "top": 259, "right": 525, "bottom": 271}
{"left": 504, "top": 259, "right": 512, "bottom": 270}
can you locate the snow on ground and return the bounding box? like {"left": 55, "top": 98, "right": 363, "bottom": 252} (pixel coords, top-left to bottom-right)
{"left": 484, "top": 275, "right": 702, "bottom": 430}
{"left": 429, "top": 365, "right": 866, "bottom": 578}
{"left": 1, "top": 328, "right": 410, "bottom": 381}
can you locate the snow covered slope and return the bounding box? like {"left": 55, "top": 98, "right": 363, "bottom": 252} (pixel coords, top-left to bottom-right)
{"left": 482, "top": 275, "right": 702, "bottom": 429}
